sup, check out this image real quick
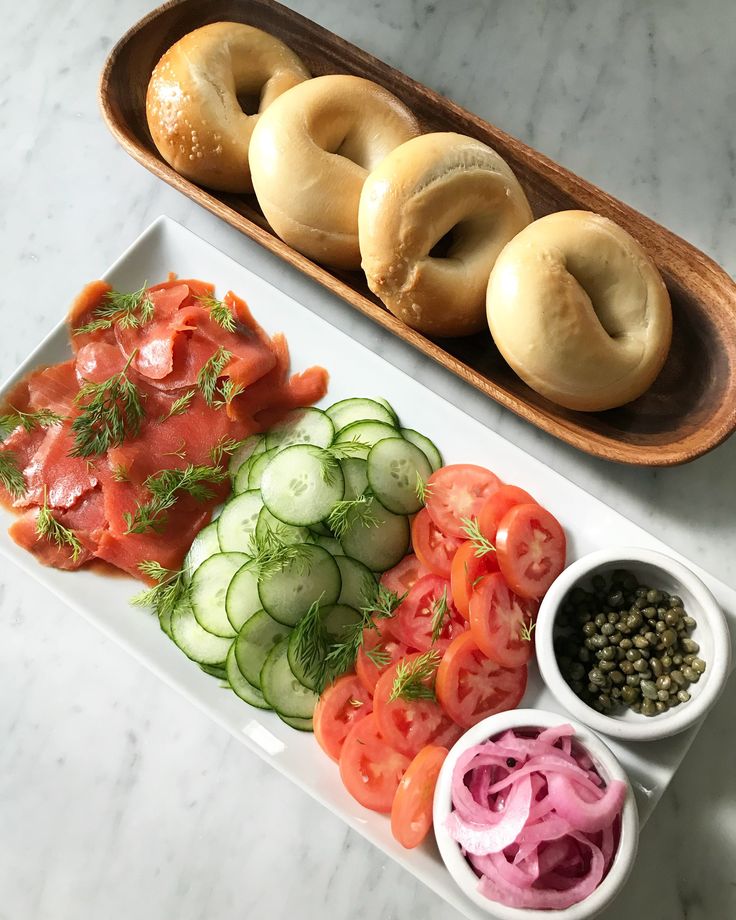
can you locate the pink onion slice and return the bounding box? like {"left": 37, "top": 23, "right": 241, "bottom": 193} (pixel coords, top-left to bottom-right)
{"left": 548, "top": 772, "right": 627, "bottom": 833}
{"left": 446, "top": 774, "right": 533, "bottom": 855}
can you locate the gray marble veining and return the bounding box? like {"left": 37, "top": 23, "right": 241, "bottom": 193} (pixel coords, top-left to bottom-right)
{"left": 1, "top": 1, "right": 735, "bottom": 918}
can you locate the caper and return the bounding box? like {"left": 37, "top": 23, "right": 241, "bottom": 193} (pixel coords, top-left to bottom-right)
{"left": 664, "top": 610, "right": 679, "bottom": 627}
{"left": 683, "top": 615, "right": 696, "bottom": 629}
{"left": 627, "top": 612, "right": 643, "bottom": 630}
{"left": 589, "top": 668, "right": 607, "bottom": 687}
{"left": 601, "top": 622, "right": 615, "bottom": 636}
{"left": 651, "top": 658, "right": 663, "bottom": 677}
{"left": 610, "top": 670, "right": 625, "bottom": 685}
{"left": 683, "top": 653, "right": 696, "bottom": 666}
{"left": 683, "top": 666, "right": 700, "bottom": 683}
{"left": 673, "top": 654, "right": 683, "bottom": 666}
{"left": 599, "top": 660, "right": 617, "bottom": 673}
{"left": 655, "top": 700, "right": 668, "bottom": 713}
{"left": 677, "top": 690, "right": 691, "bottom": 703}
{"left": 656, "top": 675, "right": 671, "bottom": 691}
{"left": 647, "top": 589, "right": 661, "bottom": 604}
{"left": 645, "top": 632, "right": 658, "bottom": 645}
{"left": 655, "top": 620, "right": 667, "bottom": 634}
{"left": 626, "top": 674, "right": 641, "bottom": 687}
{"left": 590, "top": 634, "right": 609, "bottom": 650}
{"left": 595, "top": 613, "right": 607, "bottom": 627}
{"left": 599, "top": 646, "right": 616, "bottom": 661}
{"left": 633, "top": 636, "right": 649, "bottom": 649}
{"left": 633, "top": 659, "right": 650, "bottom": 673}
{"left": 626, "top": 648, "right": 642, "bottom": 662}
{"left": 620, "top": 660, "right": 635, "bottom": 675}
{"left": 657, "top": 690, "right": 670, "bottom": 702}
{"left": 641, "top": 680, "right": 658, "bottom": 700}
{"left": 582, "top": 621, "right": 597, "bottom": 638}
{"left": 671, "top": 670, "right": 687, "bottom": 687}
{"left": 619, "top": 638, "right": 633, "bottom": 650}
{"left": 661, "top": 655, "right": 673, "bottom": 669}
{"left": 641, "top": 698, "right": 657, "bottom": 716}
{"left": 681, "top": 638, "right": 699, "bottom": 654}
{"left": 621, "top": 686, "right": 640, "bottom": 704}
{"left": 661, "top": 628, "right": 677, "bottom": 647}
{"left": 669, "top": 595, "right": 683, "bottom": 608}
{"left": 691, "top": 658, "right": 707, "bottom": 674}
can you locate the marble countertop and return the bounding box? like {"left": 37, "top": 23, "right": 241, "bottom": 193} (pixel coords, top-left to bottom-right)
{"left": 2, "top": 0, "right": 735, "bottom": 917}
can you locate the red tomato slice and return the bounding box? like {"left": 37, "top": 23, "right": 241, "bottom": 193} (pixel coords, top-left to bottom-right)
{"left": 450, "top": 540, "right": 500, "bottom": 620}
{"left": 411, "top": 508, "right": 463, "bottom": 578}
{"left": 374, "top": 654, "right": 462, "bottom": 758}
{"left": 314, "top": 674, "right": 373, "bottom": 763}
{"left": 355, "top": 625, "right": 415, "bottom": 694}
{"left": 496, "top": 503, "right": 567, "bottom": 599}
{"left": 391, "top": 574, "right": 465, "bottom": 653}
{"left": 339, "top": 713, "right": 410, "bottom": 813}
{"left": 478, "top": 484, "right": 537, "bottom": 544}
{"left": 468, "top": 572, "right": 538, "bottom": 668}
{"left": 424, "top": 464, "right": 502, "bottom": 539}
{"left": 380, "top": 553, "right": 430, "bottom": 596}
{"left": 391, "top": 744, "right": 448, "bottom": 849}
{"left": 436, "top": 632, "right": 528, "bottom": 728}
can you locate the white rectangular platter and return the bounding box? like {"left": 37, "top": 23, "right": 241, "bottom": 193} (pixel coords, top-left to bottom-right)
{"left": 2, "top": 216, "right": 734, "bottom": 920}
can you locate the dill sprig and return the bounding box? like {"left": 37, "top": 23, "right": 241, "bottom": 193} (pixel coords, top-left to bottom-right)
{"left": 74, "top": 283, "right": 155, "bottom": 335}
{"left": 196, "top": 293, "right": 237, "bottom": 332}
{"left": 348, "top": 697, "right": 365, "bottom": 708}
{"left": 36, "top": 495, "right": 83, "bottom": 561}
{"left": 388, "top": 649, "right": 441, "bottom": 703}
{"left": 415, "top": 472, "right": 432, "bottom": 504}
{"left": 131, "top": 561, "right": 187, "bottom": 622}
{"left": 366, "top": 646, "right": 391, "bottom": 667}
{"left": 213, "top": 378, "right": 245, "bottom": 408}
{"left": 327, "top": 493, "right": 379, "bottom": 540}
{"left": 159, "top": 390, "right": 195, "bottom": 423}
{"left": 430, "top": 587, "right": 449, "bottom": 644}
{"left": 319, "top": 439, "right": 372, "bottom": 487}
{"left": 111, "top": 463, "right": 129, "bottom": 482}
{"left": 0, "top": 451, "right": 25, "bottom": 498}
{"left": 291, "top": 598, "right": 330, "bottom": 691}
{"left": 245, "top": 527, "right": 314, "bottom": 580}
{"left": 71, "top": 352, "right": 145, "bottom": 457}
{"left": 0, "top": 407, "right": 64, "bottom": 439}
{"left": 461, "top": 516, "right": 496, "bottom": 558}
{"left": 197, "top": 347, "right": 232, "bottom": 406}
{"left": 124, "top": 463, "right": 226, "bottom": 534}
{"left": 362, "top": 582, "right": 407, "bottom": 623}
{"left": 210, "top": 435, "right": 250, "bottom": 467}
{"left": 520, "top": 618, "right": 536, "bottom": 642}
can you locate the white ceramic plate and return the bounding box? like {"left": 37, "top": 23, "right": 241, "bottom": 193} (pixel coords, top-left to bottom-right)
{"left": 2, "top": 217, "right": 734, "bottom": 920}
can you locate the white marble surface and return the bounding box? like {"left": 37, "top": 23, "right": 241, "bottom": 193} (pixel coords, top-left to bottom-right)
{"left": 1, "top": 1, "right": 735, "bottom": 918}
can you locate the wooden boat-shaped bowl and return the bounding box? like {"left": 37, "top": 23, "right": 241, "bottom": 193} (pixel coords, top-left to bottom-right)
{"left": 99, "top": 0, "right": 736, "bottom": 466}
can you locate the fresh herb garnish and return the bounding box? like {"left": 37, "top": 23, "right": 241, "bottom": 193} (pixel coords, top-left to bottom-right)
{"left": 123, "top": 463, "right": 226, "bottom": 534}
{"left": 70, "top": 352, "right": 144, "bottom": 457}
{"left": 74, "top": 283, "right": 155, "bottom": 335}
{"left": 111, "top": 463, "right": 130, "bottom": 482}
{"left": 291, "top": 598, "right": 329, "bottom": 690}
{"left": 415, "top": 472, "right": 432, "bottom": 504}
{"left": 388, "top": 649, "right": 441, "bottom": 703}
{"left": 0, "top": 407, "right": 64, "bottom": 439}
{"left": 365, "top": 645, "right": 391, "bottom": 667}
{"left": 213, "top": 378, "right": 245, "bottom": 408}
{"left": 246, "top": 527, "right": 314, "bottom": 580}
{"left": 519, "top": 618, "right": 536, "bottom": 642}
{"left": 36, "top": 493, "right": 83, "bottom": 561}
{"left": 430, "top": 587, "right": 449, "bottom": 644}
{"left": 197, "top": 293, "right": 237, "bottom": 332}
{"left": 348, "top": 697, "right": 365, "bottom": 708}
{"left": 131, "top": 561, "right": 187, "bottom": 622}
{"left": 327, "top": 492, "right": 379, "bottom": 540}
{"left": 209, "top": 435, "right": 250, "bottom": 467}
{"left": 461, "top": 516, "right": 496, "bottom": 558}
{"left": 197, "top": 347, "right": 232, "bottom": 406}
{"left": 0, "top": 451, "right": 26, "bottom": 498}
{"left": 159, "top": 390, "right": 196, "bottom": 423}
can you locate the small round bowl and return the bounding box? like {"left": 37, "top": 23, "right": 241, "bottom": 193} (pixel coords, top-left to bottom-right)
{"left": 536, "top": 547, "right": 731, "bottom": 742}
{"left": 433, "top": 709, "right": 639, "bottom": 920}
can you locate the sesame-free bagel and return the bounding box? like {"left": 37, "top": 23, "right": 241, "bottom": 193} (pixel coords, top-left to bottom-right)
{"left": 146, "top": 22, "right": 310, "bottom": 193}
{"left": 486, "top": 210, "right": 672, "bottom": 411}
{"left": 249, "top": 75, "right": 421, "bottom": 270}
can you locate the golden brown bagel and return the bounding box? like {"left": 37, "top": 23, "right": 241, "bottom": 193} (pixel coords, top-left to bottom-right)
{"left": 146, "top": 22, "right": 310, "bottom": 193}
{"left": 248, "top": 75, "right": 421, "bottom": 270}
{"left": 486, "top": 210, "right": 673, "bottom": 411}
{"left": 358, "top": 132, "right": 533, "bottom": 337}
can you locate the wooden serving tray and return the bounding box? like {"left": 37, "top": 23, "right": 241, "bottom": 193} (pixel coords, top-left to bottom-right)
{"left": 99, "top": 0, "right": 736, "bottom": 466}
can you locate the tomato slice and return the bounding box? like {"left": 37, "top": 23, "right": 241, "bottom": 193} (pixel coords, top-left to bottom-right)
{"left": 424, "top": 464, "right": 502, "bottom": 539}
{"left": 436, "top": 631, "right": 528, "bottom": 728}
{"left": 450, "top": 540, "right": 500, "bottom": 620}
{"left": 468, "top": 572, "right": 538, "bottom": 668}
{"left": 314, "top": 674, "right": 373, "bottom": 763}
{"left": 391, "top": 744, "right": 448, "bottom": 849}
{"left": 496, "top": 503, "right": 567, "bottom": 599}
{"left": 339, "top": 713, "right": 411, "bottom": 813}
{"left": 411, "top": 508, "right": 463, "bottom": 578}
{"left": 380, "top": 553, "right": 430, "bottom": 596}
{"left": 478, "top": 484, "right": 537, "bottom": 544}
{"left": 374, "top": 654, "right": 462, "bottom": 758}
{"left": 391, "top": 574, "right": 465, "bottom": 653}
{"left": 355, "top": 625, "right": 415, "bottom": 694}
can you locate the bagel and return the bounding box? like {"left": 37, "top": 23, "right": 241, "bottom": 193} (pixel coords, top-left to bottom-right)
{"left": 146, "top": 22, "right": 310, "bottom": 193}
{"left": 249, "top": 75, "right": 421, "bottom": 269}
{"left": 358, "top": 133, "right": 533, "bottom": 337}
{"left": 486, "top": 210, "right": 672, "bottom": 411}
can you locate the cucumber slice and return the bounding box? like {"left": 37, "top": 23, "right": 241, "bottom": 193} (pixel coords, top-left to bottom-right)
{"left": 217, "top": 490, "right": 263, "bottom": 552}
{"left": 326, "top": 397, "right": 397, "bottom": 432}
{"left": 334, "top": 420, "right": 398, "bottom": 458}
{"left": 190, "top": 552, "right": 249, "bottom": 638}
{"left": 233, "top": 454, "right": 258, "bottom": 494}
{"left": 228, "top": 435, "right": 265, "bottom": 479}
{"left": 235, "top": 610, "right": 292, "bottom": 688}
{"left": 310, "top": 520, "right": 332, "bottom": 536}
{"left": 260, "top": 638, "right": 320, "bottom": 718}
{"left": 171, "top": 602, "right": 232, "bottom": 666}
{"left": 159, "top": 606, "right": 174, "bottom": 639}
{"left": 340, "top": 497, "right": 411, "bottom": 572}
{"left": 312, "top": 533, "right": 344, "bottom": 556}
{"left": 287, "top": 603, "right": 362, "bottom": 691}
{"left": 265, "top": 407, "right": 334, "bottom": 450}
{"left": 183, "top": 521, "right": 221, "bottom": 582}
{"left": 247, "top": 446, "right": 279, "bottom": 490}
{"left": 375, "top": 397, "right": 400, "bottom": 425}
{"left": 226, "top": 642, "right": 271, "bottom": 709}
{"left": 341, "top": 457, "right": 369, "bottom": 501}
{"left": 199, "top": 663, "right": 228, "bottom": 680}
{"left": 336, "top": 555, "right": 376, "bottom": 609}
{"left": 261, "top": 444, "right": 345, "bottom": 527}
{"left": 258, "top": 543, "right": 341, "bottom": 626}
{"left": 256, "top": 506, "right": 312, "bottom": 545}
{"left": 225, "top": 563, "right": 262, "bottom": 632}
{"left": 400, "top": 427, "right": 443, "bottom": 472}
{"left": 279, "top": 714, "right": 313, "bottom": 731}
{"left": 367, "top": 437, "right": 432, "bottom": 515}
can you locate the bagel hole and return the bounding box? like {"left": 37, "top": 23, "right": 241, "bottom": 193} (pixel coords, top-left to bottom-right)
{"left": 429, "top": 226, "right": 459, "bottom": 259}
{"left": 236, "top": 90, "right": 262, "bottom": 116}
